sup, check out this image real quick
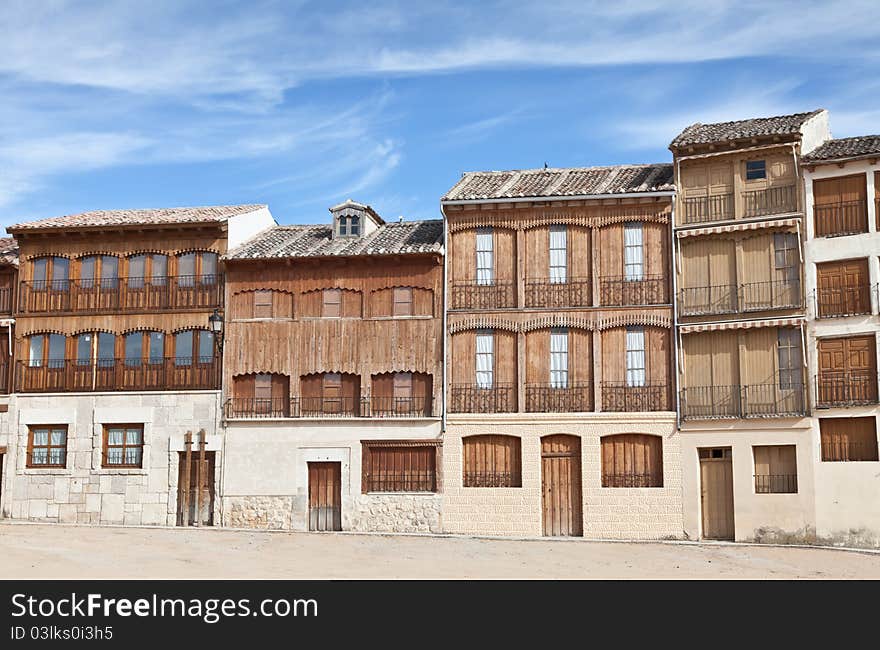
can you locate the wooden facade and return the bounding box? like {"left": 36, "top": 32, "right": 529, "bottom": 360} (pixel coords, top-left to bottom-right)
{"left": 445, "top": 196, "right": 675, "bottom": 413}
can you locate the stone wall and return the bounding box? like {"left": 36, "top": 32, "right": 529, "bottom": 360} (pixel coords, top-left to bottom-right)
{"left": 223, "top": 496, "right": 294, "bottom": 529}
{"left": 348, "top": 494, "right": 442, "bottom": 533}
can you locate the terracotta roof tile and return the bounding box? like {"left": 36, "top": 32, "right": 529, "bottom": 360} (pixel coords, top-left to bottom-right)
{"left": 670, "top": 110, "right": 825, "bottom": 149}
{"left": 801, "top": 135, "right": 880, "bottom": 164}
{"left": 0, "top": 237, "right": 18, "bottom": 266}
{"left": 9, "top": 204, "right": 267, "bottom": 231}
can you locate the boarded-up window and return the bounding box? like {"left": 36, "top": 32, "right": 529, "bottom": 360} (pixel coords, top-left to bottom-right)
{"left": 601, "top": 434, "right": 663, "bottom": 487}
{"left": 820, "top": 417, "right": 879, "bottom": 462}
{"left": 362, "top": 443, "right": 437, "bottom": 492}
{"left": 253, "top": 290, "right": 273, "bottom": 318}
{"left": 322, "top": 289, "right": 341, "bottom": 317}
{"left": 777, "top": 329, "right": 802, "bottom": 389}
{"left": 463, "top": 435, "right": 522, "bottom": 487}
{"left": 392, "top": 287, "right": 413, "bottom": 316}
{"left": 753, "top": 445, "right": 797, "bottom": 493}
{"left": 476, "top": 227, "right": 493, "bottom": 285}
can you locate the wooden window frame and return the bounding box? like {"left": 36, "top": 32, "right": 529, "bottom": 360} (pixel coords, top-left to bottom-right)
{"left": 127, "top": 253, "right": 168, "bottom": 288}
{"left": 253, "top": 290, "right": 274, "bottom": 319}
{"left": 462, "top": 435, "right": 522, "bottom": 488}
{"left": 625, "top": 326, "right": 646, "bottom": 388}
{"left": 174, "top": 329, "right": 214, "bottom": 366}
{"left": 475, "top": 329, "right": 494, "bottom": 388}
{"left": 322, "top": 288, "right": 342, "bottom": 318}
{"left": 102, "top": 424, "right": 145, "bottom": 469}
{"left": 777, "top": 328, "right": 802, "bottom": 390}
{"left": 26, "top": 425, "right": 68, "bottom": 468}
{"left": 79, "top": 254, "right": 119, "bottom": 288}
{"left": 176, "top": 251, "right": 218, "bottom": 286}
{"left": 623, "top": 222, "right": 644, "bottom": 281}
{"left": 392, "top": 287, "right": 413, "bottom": 317}
{"left": 28, "top": 333, "right": 66, "bottom": 368}
{"left": 745, "top": 159, "right": 767, "bottom": 181}
{"left": 549, "top": 225, "right": 567, "bottom": 284}
{"left": 361, "top": 441, "right": 438, "bottom": 493}
{"left": 475, "top": 227, "right": 494, "bottom": 286}
{"left": 31, "top": 255, "right": 70, "bottom": 289}
{"left": 773, "top": 232, "right": 799, "bottom": 282}
{"left": 753, "top": 444, "right": 798, "bottom": 494}
{"left": 549, "top": 327, "right": 568, "bottom": 388}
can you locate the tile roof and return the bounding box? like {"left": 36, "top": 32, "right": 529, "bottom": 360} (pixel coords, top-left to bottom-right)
{"left": 226, "top": 219, "right": 443, "bottom": 260}
{"left": 670, "top": 110, "right": 825, "bottom": 149}
{"left": 442, "top": 163, "right": 674, "bottom": 201}
{"left": 0, "top": 237, "right": 18, "bottom": 266}
{"left": 8, "top": 204, "right": 267, "bottom": 232}
{"left": 801, "top": 135, "right": 880, "bottom": 164}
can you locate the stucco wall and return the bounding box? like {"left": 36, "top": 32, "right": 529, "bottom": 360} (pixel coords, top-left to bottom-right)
{"left": 443, "top": 412, "right": 682, "bottom": 539}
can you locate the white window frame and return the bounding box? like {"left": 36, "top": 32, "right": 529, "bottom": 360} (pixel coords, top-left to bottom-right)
{"left": 475, "top": 329, "right": 494, "bottom": 389}
{"left": 549, "top": 225, "right": 567, "bottom": 284}
{"left": 550, "top": 327, "right": 568, "bottom": 388}
{"left": 624, "top": 222, "right": 644, "bottom": 281}
{"left": 626, "top": 326, "right": 646, "bottom": 387}
{"left": 475, "top": 228, "right": 494, "bottom": 286}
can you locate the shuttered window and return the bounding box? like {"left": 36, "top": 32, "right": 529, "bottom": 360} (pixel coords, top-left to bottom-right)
{"left": 475, "top": 329, "right": 494, "bottom": 388}
{"left": 322, "top": 288, "right": 341, "bottom": 317}
{"left": 624, "top": 222, "right": 644, "bottom": 281}
{"left": 601, "top": 434, "right": 663, "bottom": 487}
{"left": 549, "top": 225, "right": 567, "bottom": 284}
{"left": 777, "top": 329, "right": 802, "bottom": 389}
{"left": 820, "top": 417, "right": 879, "bottom": 462}
{"left": 753, "top": 445, "right": 797, "bottom": 493}
{"left": 362, "top": 443, "right": 437, "bottom": 492}
{"left": 475, "top": 228, "right": 494, "bottom": 285}
{"left": 625, "top": 327, "right": 646, "bottom": 387}
{"left": 462, "top": 435, "right": 521, "bottom": 487}
{"left": 550, "top": 327, "right": 568, "bottom": 388}
{"left": 392, "top": 287, "right": 413, "bottom": 316}
{"left": 253, "top": 290, "right": 273, "bottom": 318}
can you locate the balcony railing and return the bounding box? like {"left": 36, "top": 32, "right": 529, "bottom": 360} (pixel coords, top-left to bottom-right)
{"left": 680, "top": 381, "right": 807, "bottom": 420}
{"left": 821, "top": 440, "right": 879, "bottom": 462}
{"left": 525, "top": 383, "right": 593, "bottom": 413}
{"left": 814, "top": 199, "right": 868, "bottom": 237}
{"left": 224, "top": 395, "right": 436, "bottom": 419}
{"left": 682, "top": 194, "right": 734, "bottom": 225}
{"left": 449, "top": 383, "right": 516, "bottom": 413}
{"left": 601, "top": 382, "right": 670, "bottom": 412}
{"left": 525, "top": 277, "right": 591, "bottom": 308}
{"left": 599, "top": 275, "right": 667, "bottom": 306}
{"left": 816, "top": 372, "right": 879, "bottom": 408}
{"left": 742, "top": 184, "right": 797, "bottom": 218}
{"left": 0, "top": 287, "right": 11, "bottom": 315}
{"left": 18, "top": 275, "right": 223, "bottom": 314}
{"left": 754, "top": 474, "right": 798, "bottom": 494}
{"left": 814, "top": 284, "right": 872, "bottom": 318}
{"left": 602, "top": 473, "right": 663, "bottom": 488}
{"left": 15, "top": 357, "right": 220, "bottom": 393}
{"left": 450, "top": 280, "right": 515, "bottom": 310}
{"left": 678, "top": 279, "right": 801, "bottom": 316}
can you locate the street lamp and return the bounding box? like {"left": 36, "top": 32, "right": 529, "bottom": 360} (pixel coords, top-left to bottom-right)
{"left": 208, "top": 308, "right": 224, "bottom": 350}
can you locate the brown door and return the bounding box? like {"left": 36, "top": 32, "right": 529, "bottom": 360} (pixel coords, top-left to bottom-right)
{"left": 541, "top": 435, "right": 583, "bottom": 537}
{"left": 816, "top": 259, "right": 869, "bottom": 317}
{"left": 699, "top": 448, "right": 734, "bottom": 540}
{"left": 818, "top": 335, "right": 878, "bottom": 404}
{"left": 308, "top": 462, "right": 342, "bottom": 531}
{"left": 176, "top": 451, "right": 215, "bottom": 526}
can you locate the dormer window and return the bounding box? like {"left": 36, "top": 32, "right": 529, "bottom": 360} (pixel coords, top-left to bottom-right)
{"left": 338, "top": 215, "right": 360, "bottom": 237}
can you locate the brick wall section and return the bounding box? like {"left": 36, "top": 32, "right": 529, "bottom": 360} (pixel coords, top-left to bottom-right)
{"left": 442, "top": 413, "right": 682, "bottom": 539}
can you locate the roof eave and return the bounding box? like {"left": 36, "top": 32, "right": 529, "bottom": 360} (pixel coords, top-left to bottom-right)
{"left": 441, "top": 189, "right": 676, "bottom": 205}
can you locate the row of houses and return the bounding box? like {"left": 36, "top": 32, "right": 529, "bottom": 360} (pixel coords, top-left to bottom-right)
{"left": 0, "top": 108, "right": 878, "bottom": 546}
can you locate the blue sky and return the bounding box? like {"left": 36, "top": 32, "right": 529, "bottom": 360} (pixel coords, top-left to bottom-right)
{"left": 1, "top": 1, "right": 878, "bottom": 227}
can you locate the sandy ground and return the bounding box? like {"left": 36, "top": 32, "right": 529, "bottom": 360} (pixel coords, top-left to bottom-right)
{"left": 2, "top": 522, "right": 879, "bottom": 579}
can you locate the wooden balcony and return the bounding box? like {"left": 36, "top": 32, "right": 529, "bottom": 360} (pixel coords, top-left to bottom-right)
{"left": 525, "top": 277, "right": 591, "bottom": 308}
{"left": 599, "top": 275, "right": 667, "bottom": 306}
{"left": 814, "top": 199, "right": 868, "bottom": 237}
{"left": 450, "top": 280, "right": 515, "bottom": 310}
{"left": 601, "top": 382, "right": 670, "bottom": 412}
{"left": 224, "top": 395, "right": 436, "bottom": 419}
{"left": 815, "top": 283, "right": 872, "bottom": 318}
{"left": 682, "top": 193, "right": 734, "bottom": 225}
{"left": 15, "top": 357, "right": 220, "bottom": 393}
{"left": 742, "top": 184, "right": 797, "bottom": 218}
{"left": 449, "top": 384, "right": 516, "bottom": 413}
{"left": 678, "top": 279, "right": 801, "bottom": 317}
{"left": 525, "top": 383, "right": 593, "bottom": 412}
{"left": 680, "top": 380, "right": 807, "bottom": 420}
{"left": 18, "top": 275, "right": 223, "bottom": 314}
{"left": 816, "top": 372, "right": 879, "bottom": 408}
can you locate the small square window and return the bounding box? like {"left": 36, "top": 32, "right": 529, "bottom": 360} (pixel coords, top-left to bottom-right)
{"left": 103, "top": 424, "right": 144, "bottom": 468}
{"left": 746, "top": 160, "right": 766, "bottom": 180}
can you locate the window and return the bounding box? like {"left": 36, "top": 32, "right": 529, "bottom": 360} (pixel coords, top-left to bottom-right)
{"left": 601, "top": 434, "right": 663, "bottom": 487}
{"left": 550, "top": 327, "right": 568, "bottom": 388}
{"left": 753, "top": 445, "right": 797, "bottom": 493}
{"left": 362, "top": 443, "right": 437, "bottom": 492}
{"left": 103, "top": 424, "right": 144, "bottom": 468}
{"left": 393, "top": 372, "right": 413, "bottom": 401}
{"left": 28, "top": 334, "right": 65, "bottom": 368}
{"left": 462, "top": 435, "right": 521, "bottom": 487}
{"left": 475, "top": 228, "right": 494, "bottom": 285}
{"left": 96, "top": 332, "right": 116, "bottom": 367}
{"left": 177, "top": 252, "right": 218, "bottom": 286}
{"left": 253, "top": 290, "right": 273, "bottom": 318}
{"left": 322, "top": 288, "right": 341, "bottom": 318}
{"left": 79, "top": 255, "right": 119, "bottom": 289}
{"left": 124, "top": 332, "right": 143, "bottom": 366}
{"left": 76, "top": 333, "right": 92, "bottom": 366}
{"left": 27, "top": 426, "right": 68, "bottom": 468}
{"left": 174, "top": 330, "right": 213, "bottom": 366}
{"left": 128, "top": 253, "right": 167, "bottom": 288}
{"left": 475, "top": 329, "right": 494, "bottom": 388}
{"left": 32, "top": 256, "right": 69, "bottom": 290}
{"left": 338, "top": 215, "right": 361, "bottom": 237}
{"left": 625, "top": 327, "right": 646, "bottom": 387}
{"left": 777, "top": 329, "right": 802, "bottom": 390}
{"left": 624, "top": 222, "right": 644, "bottom": 281}
{"left": 123, "top": 331, "right": 164, "bottom": 366}
{"left": 773, "top": 233, "right": 799, "bottom": 282}
{"left": 549, "top": 225, "right": 567, "bottom": 284}
{"left": 392, "top": 287, "right": 413, "bottom": 317}
{"left": 820, "top": 417, "right": 879, "bottom": 462}
{"left": 746, "top": 159, "right": 766, "bottom": 180}
{"left": 323, "top": 372, "right": 343, "bottom": 412}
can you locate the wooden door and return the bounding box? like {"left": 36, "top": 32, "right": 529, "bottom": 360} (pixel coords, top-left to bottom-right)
{"left": 699, "top": 448, "right": 734, "bottom": 540}
{"left": 541, "top": 435, "right": 583, "bottom": 537}
{"left": 176, "top": 451, "right": 215, "bottom": 526}
{"left": 308, "top": 462, "right": 342, "bottom": 532}
{"left": 816, "top": 259, "right": 869, "bottom": 317}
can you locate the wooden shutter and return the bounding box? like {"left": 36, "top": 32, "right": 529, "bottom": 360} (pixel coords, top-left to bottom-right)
{"left": 525, "top": 329, "right": 550, "bottom": 385}
{"left": 392, "top": 287, "right": 413, "bottom": 316}
{"left": 753, "top": 445, "right": 797, "bottom": 493}
{"left": 233, "top": 374, "right": 255, "bottom": 398}
{"left": 599, "top": 224, "right": 624, "bottom": 278}
{"left": 340, "top": 373, "right": 360, "bottom": 403}
{"left": 820, "top": 417, "right": 878, "bottom": 461}
{"left": 817, "top": 259, "right": 869, "bottom": 317}
{"left": 271, "top": 374, "right": 289, "bottom": 401}
{"left": 371, "top": 373, "right": 394, "bottom": 397}
{"left": 254, "top": 374, "right": 272, "bottom": 399}
{"left": 412, "top": 288, "right": 434, "bottom": 316}
{"left": 371, "top": 288, "right": 393, "bottom": 318}
{"left": 300, "top": 374, "right": 322, "bottom": 399}
{"left": 601, "top": 434, "right": 663, "bottom": 487}
{"left": 462, "top": 435, "right": 521, "bottom": 487}
{"left": 362, "top": 444, "right": 437, "bottom": 492}
{"left": 341, "top": 289, "right": 362, "bottom": 317}
{"left": 411, "top": 372, "right": 433, "bottom": 402}
{"left": 322, "top": 289, "right": 341, "bottom": 317}
{"left": 253, "top": 290, "right": 273, "bottom": 318}
{"left": 494, "top": 228, "right": 515, "bottom": 282}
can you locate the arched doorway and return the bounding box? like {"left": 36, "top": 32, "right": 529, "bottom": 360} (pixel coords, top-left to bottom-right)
{"left": 541, "top": 435, "right": 583, "bottom": 536}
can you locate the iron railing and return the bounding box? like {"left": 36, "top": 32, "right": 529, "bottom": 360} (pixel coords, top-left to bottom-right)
{"left": 742, "top": 184, "right": 797, "bottom": 218}
{"left": 525, "top": 383, "right": 593, "bottom": 413}
{"left": 525, "top": 277, "right": 591, "bottom": 308}
{"left": 449, "top": 383, "right": 516, "bottom": 413}
{"left": 754, "top": 474, "right": 798, "bottom": 494}
{"left": 814, "top": 284, "right": 872, "bottom": 318}
{"left": 463, "top": 471, "right": 521, "bottom": 488}
{"left": 450, "top": 280, "right": 515, "bottom": 310}
{"left": 15, "top": 357, "right": 220, "bottom": 393}
{"left": 814, "top": 199, "right": 868, "bottom": 237}
{"left": 678, "top": 279, "right": 801, "bottom": 316}
{"left": 815, "top": 372, "right": 879, "bottom": 407}
{"left": 680, "top": 381, "right": 807, "bottom": 420}
{"left": 363, "top": 471, "right": 436, "bottom": 493}
{"left": 681, "top": 193, "right": 734, "bottom": 225}
{"left": 224, "top": 395, "right": 436, "bottom": 419}
{"left": 601, "top": 382, "right": 670, "bottom": 412}
{"left": 678, "top": 284, "right": 739, "bottom": 316}
{"left": 821, "top": 440, "right": 879, "bottom": 462}
{"left": 18, "top": 274, "right": 222, "bottom": 314}
{"left": 602, "top": 472, "right": 663, "bottom": 488}
{"left": 599, "top": 275, "right": 667, "bottom": 306}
